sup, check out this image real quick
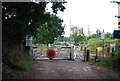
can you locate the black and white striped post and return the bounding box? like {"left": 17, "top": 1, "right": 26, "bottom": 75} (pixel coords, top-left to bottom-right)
{"left": 118, "top": 3, "right": 120, "bottom": 30}
{"left": 101, "top": 29, "right": 105, "bottom": 57}
{"left": 111, "top": 1, "right": 120, "bottom": 30}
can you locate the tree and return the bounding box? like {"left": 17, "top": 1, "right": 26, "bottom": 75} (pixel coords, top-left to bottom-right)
{"left": 2, "top": 2, "right": 66, "bottom": 47}
{"left": 69, "top": 25, "right": 85, "bottom": 44}
{"left": 105, "top": 32, "right": 112, "bottom": 39}
{"left": 55, "top": 36, "right": 68, "bottom": 42}
{"left": 96, "top": 29, "right": 101, "bottom": 37}
{"left": 2, "top": 2, "right": 67, "bottom": 79}
{"left": 35, "top": 14, "right": 65, "bottom": 44}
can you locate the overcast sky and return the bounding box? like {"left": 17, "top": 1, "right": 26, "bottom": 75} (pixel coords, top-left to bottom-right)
{"left": 47, "top": 0, "right": 119, "bottom": 37}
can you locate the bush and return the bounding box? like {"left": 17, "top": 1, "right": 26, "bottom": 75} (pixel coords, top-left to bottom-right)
{"left": 18, "top": 54, "right": 33, "bottom": 71}
{"left": 53, "top": 42, "right": 62, "bottom": 45}
{"left": 110, "top": 52, "right": 120, "bottom": 69}
{"left": 89, "top": 51, "right": 120, "bottom": 71}
{"left": 87, "top": 38, "right": 102, "bottom": 53}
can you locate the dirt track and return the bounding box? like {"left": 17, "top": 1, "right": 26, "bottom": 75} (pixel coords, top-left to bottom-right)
{"left": 24, "top": 60, "right": 120, "bottom": 79}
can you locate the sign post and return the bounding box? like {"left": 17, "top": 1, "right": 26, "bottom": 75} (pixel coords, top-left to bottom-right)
{"left": 70, "top": 37, "right": 75, "bottom": 45}
{"left": 26, "top": 35, "right": 32, "bottom": 55}
{"left": 26, "top": 35, "right": 32, "bottom": 46}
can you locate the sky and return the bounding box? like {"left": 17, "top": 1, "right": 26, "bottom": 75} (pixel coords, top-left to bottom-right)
{"left": 47, "top": 0, "right": 119, "bottom": 37}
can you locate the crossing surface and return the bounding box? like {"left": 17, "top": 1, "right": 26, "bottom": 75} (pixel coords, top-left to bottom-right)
{"left": 24, "top": 60, "right": 120, "bottom": 79}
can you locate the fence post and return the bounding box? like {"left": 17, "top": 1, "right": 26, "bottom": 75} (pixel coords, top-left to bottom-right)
{"left": 111, "top": 47, "right": 114, "bottom": 57}
{"left": 95, "top": 49, "right": 98, "bottom": 62}
{"left": 70, "top": 47, "right": 72, "bottom": 60}
{"left": 86, "top": 49, "right": 90, "bottom": 61}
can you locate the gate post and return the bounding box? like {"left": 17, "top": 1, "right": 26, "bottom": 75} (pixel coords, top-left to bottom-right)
{"left": 84, "top": 47, "right": 86, "bottom": 61}
{"left": 70, "top": 47, "right": 72, "bottom": 60}
{"left": 70, "top": 46, "right": 74, "bottom": 60}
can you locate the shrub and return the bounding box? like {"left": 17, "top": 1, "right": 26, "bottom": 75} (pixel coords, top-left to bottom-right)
{"left": 89, "top": 51, "right": 120, "bottom": 71}
{"left": 110, "top": 52, "right": 120, "bottom": 69}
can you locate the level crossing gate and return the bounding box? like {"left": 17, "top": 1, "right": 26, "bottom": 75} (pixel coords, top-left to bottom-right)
{"left": 32, "top": 45, "right": 74, "bottom": 60}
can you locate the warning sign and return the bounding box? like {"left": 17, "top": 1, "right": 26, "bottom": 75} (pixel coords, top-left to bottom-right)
{"left": 47, "top": 50, "right": 56, "bottom": 59}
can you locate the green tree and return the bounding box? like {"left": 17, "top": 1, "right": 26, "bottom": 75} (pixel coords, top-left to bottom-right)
{"left": 2, "top": 2, "right": 66, "bottom": 47}
{"left": 69, "top": 25, "right": 85, "bottom": 45}
{"left": 2, "top": 2, "right": 67, "bottom": 79}
{"left": 55, "top": 36, "right": 68, "bottom": 42}
{"left": 35, "top": 14, "right": 65, "bottom": 44}
{"left": 105, "top": 32, "right": 112, "bottom": 39}
{"left": 96, "top": 29, "right": 101, "bottom": 37}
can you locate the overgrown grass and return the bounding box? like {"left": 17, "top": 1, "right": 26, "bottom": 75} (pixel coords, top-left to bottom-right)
{"left": 3, "top": 46, "right": 33, "bottom": 79}
{"left": 18, "top": 53, "right": 33, "bottom": 71}
{"left": 88, "top": 51, "right": 120, "bottom": 71}
{"left": 106, "top": 75, "right": 114, "bottom": 80}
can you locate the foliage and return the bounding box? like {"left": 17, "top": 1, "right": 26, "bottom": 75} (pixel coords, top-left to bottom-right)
{"left": 87, "top": 35, "right": 117, "bottom": 54}
{"left": 87, "top": 37, "right": 102, "bottom": 52}
{"left": 105, "top": 32, "right": 112, "bottom": 39}
{"left": 51, "top": 2, "right": 66, "bottom": 14}
{"left": 115, "top": 39, "right": 120, "bottom": 49}
{"left": 89, "top": 51, "right": 120, "bottom": 71}
{"left": 2, "top": 47, "right": 33, "bottom": 79}
{"left": 2, "top": 64, "right": 22, "bottom": 79}
{"left": 87, "top": 33, "right": 99, "bottom": 40}
{"left": 110, "top": 51, "right": 120, "bottom": 69}
{"left": 96, "top": 29, "right": 101, "bottom": 37}
{"left": 55, "top": 36, "right": 68, "bottom": 42}
{"left": 35, "top": 14, "right": 65, "bottom": 44}
{"left": 2, "top": 2, "right": 66, "bottom": 79}
{"left": 74, "top": 43, "right": 79, "bottom": 46}
{"left": 2, "top": 2, "right": 66, "bottom": 46}
{"left": 69, "top": 25, "right": 85, "bottom": 44}
{"left": 53, "top": 42, "right": 62, "bottom": 45}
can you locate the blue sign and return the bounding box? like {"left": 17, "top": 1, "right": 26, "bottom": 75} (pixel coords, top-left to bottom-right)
{"left": 113, "top": 30, "right": 120, "bottom": 39}
{"left": 85, "top": 40, "right": 88, "bottom": 44}
{"left": 26, "top": 36, "right": 32, "bottom": 46}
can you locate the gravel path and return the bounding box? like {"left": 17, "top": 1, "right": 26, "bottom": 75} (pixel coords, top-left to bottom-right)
{"left": 24, "top": 60, "right": 120, "bottom": 79}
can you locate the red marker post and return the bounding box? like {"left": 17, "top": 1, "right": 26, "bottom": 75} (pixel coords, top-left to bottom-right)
{"left": 47, "top": 49, "right": 56, "bottom": 60}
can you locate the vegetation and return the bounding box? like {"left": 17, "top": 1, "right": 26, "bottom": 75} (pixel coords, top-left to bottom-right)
{"left": 2, "top": 47, "right": 33, "bottom": 79}
{"left": 68, "top": 25, "right": 120, "bottom": 70}
{"left": 2, "top": 2, "right": 66, "bottom": 46}
{"left": 88, "top": 38, "right": 120, "bottom": 70}
{"left": 89, "top": 50, "right": 120, "bottom": 70}
{"left": 69, "top": 25, "right": 85, "bottom": 45}
{"left": 32, "top": 14, "right": 65, "bottom": 44}
{"left": 2, "top": 2, "right": 67, "bottom": 79}
{"left": 55, "top": 36, "right": 68, "bottom": 43}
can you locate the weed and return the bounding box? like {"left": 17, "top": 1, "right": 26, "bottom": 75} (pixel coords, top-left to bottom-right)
{"left": 106, "top": 75, "right": 114, "bottom": 80}
{"left": 2, "top": 46, "right": 33, "bottom": 79}
{"left": 89, "top": 51, "right": 120, "bottom": 71}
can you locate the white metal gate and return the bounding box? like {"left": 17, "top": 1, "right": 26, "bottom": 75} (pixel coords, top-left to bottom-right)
{"left": 32, "top": 45, "right": 72, "bottom": 60}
